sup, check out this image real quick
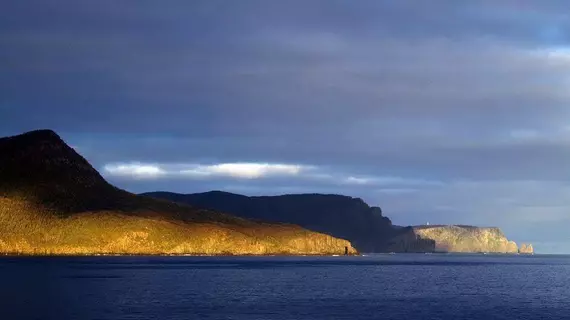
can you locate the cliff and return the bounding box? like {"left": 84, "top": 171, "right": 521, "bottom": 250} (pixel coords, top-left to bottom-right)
{"left": 412, "top": 225, "right": 529, "bottom": 253}
{"left": 142, "top": 191, "right": 429, "bottom": 253}
{"left": 0, "top": 130, "right": 356, "bottom": 255}
{"left": 384, "top": 227, "right": 436, "bottom": 253}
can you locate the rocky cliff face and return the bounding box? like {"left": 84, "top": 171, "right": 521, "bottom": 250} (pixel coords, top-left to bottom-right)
{"left": 412, "top": 225, "right": 525, "bottom": 253}
{"left": 384, "top": 227, "right": 436, "bottom": 253}
{"left": 0, "top": 130, "right": 356, "bottom": 255}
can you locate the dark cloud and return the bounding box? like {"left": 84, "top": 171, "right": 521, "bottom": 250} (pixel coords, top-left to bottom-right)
{"left": 2, "top": 0, "right": 570, "bottom": 252}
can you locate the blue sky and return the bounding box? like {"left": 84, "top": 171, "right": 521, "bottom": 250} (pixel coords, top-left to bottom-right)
{"left": 2, "top": 1, "right": 570, "bottom": 253}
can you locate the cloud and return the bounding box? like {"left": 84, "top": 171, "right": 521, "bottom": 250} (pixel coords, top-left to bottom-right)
{"left": 104, "top": 162, "right": 308, "bottom": 180}
{"left": 381, "top": 179, "right": 570, "bottom": 245}
{"left": 344, "top": 176, "right": 371, "bottom": 185}
{"left": 103, "top": 163, "right": 166, "bottom": 179}
{"left": 342, "top": 176, "right": 443, "bottom": 187}
{"left": 102, "top": 161, "right": 444, "bottom": 191}
{"left": 183, "top": 163, "right": 305, "bottom": 179}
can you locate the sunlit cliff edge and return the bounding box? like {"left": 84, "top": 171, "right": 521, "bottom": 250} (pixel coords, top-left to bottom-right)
{"left": 0, "top": 129, "right": 356, "bottom": 255}
{"left": 411, "top": 225, "right": 534, "bottom": 254}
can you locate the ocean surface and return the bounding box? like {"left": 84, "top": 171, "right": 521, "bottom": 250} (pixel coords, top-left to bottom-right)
{"left": 1, "top": 254, "right": 569, "bottom": 320}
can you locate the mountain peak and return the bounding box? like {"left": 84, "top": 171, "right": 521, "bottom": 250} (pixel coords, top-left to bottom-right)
{"left": 20, "top": 129, "right": 61, "bottom": 139}
{"left": 0, "top": 129, "right": 63, "bottom": 147}
{"left": 0, "top": 129, "right": 117, "bottom": 214}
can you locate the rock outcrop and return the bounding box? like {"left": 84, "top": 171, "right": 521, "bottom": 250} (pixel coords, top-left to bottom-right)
{"left": 519, "top": 243, "right": 534, "bottom": 254}
{"left": 0, "top": 129, "right": 356, "bottom": 255}
{"left": 411, "top": 225, "right": 524, "bottom": 253}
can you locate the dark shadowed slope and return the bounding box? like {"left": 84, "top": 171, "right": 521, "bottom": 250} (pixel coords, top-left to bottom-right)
{"left": 0, "top": 130, "right": 356, "bottom": 255}
{"left": 0, "top": 130, "right": 122, "bottom": 214}
{"left": 142, "top": 191, "right": 430, "bottom": 252}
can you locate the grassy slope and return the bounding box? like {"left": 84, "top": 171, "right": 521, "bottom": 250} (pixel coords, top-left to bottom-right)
{"left": 0, "top": 196, "right": 355, "bottom": 255}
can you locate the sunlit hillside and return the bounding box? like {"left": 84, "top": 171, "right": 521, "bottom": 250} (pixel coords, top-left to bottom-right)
{"left": 0, "top": 130, "right": 355, "bottom": 255}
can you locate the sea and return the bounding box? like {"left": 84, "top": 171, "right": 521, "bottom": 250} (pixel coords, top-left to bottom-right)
{"left": 1, "top": 254, "right": 569, "bottom": 320}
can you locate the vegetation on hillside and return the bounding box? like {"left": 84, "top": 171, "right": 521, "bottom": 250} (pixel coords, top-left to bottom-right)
{"left": 0, "top": 130, "right": 356, "bottom": 255}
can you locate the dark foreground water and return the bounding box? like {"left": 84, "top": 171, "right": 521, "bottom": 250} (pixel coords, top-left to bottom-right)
{"left": 1, "top": 254, "right": 569, "bottom": 320}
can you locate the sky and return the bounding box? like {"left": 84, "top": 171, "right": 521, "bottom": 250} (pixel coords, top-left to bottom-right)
{"left": 2, "top": 1, "right": 570, "bottom": 253}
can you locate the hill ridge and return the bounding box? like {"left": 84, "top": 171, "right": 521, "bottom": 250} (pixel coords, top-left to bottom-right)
{"left": 0, "top": 129, "right": 356, "bottom": 255}
{"left": 143, "top": 191, "right": 533, "bottom": 254}
{"left": 142, "top": 190, "right": 412, "bottom": 252}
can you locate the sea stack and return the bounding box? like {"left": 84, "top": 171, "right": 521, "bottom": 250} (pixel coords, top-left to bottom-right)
{"left": 519, "top": 243, "right": 534, "bottom": 254}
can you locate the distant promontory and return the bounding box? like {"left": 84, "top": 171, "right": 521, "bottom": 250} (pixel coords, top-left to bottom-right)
{"left": 143, "top": 191, "right": 533, "bottom": 254}
{"left": 411, "top": 225, "right": 533, "bottom": 254}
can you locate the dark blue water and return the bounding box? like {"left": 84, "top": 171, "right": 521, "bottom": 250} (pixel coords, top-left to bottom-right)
{"left": 1, "top": 254, "right": 569, "bottom": 320}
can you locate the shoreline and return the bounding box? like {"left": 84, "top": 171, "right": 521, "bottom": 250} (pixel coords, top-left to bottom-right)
{"left": 0, "top": 252, "right": 539, "bottom": 257}
{"left": 0, "top": 252, "right": 361, "bottom": 257}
